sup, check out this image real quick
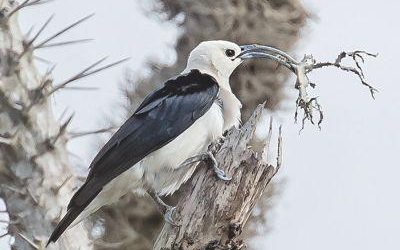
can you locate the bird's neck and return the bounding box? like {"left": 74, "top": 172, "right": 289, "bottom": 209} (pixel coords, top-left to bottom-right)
{"left": 219, "top": 88, "right": 242, "bottom": 130}
{"left": 181, "top": 67, "right": 242, "bottom": 130}
{"left": 182, "top": 67, "right": 232, "bottom": 91}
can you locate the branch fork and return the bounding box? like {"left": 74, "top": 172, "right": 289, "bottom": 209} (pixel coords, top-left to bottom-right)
{"left": 268, "top": 49, "right": 377, "bottom": 129}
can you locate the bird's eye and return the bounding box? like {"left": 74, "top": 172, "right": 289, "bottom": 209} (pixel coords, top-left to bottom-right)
{"left": 225, "top": 49, "right": 235, "bottom": 57}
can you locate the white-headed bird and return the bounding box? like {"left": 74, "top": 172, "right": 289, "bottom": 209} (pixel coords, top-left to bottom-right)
{"left": 47, "top": 40, "right": 293, "bottom": 245}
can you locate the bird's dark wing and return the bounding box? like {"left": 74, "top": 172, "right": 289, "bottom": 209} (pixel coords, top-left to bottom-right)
{"left": 47, "top": 70, "right": 219, "bottom": 245}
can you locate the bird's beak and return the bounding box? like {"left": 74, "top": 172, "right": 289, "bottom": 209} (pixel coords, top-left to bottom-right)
{"left": 238, "top": 44, "right": 297, "bottom": 73}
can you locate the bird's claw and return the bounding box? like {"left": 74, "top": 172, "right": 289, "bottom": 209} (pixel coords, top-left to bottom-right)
{"left": 178, "top": 149, "right": 232, "bottom": 181}
{"left": 148, "top": 190, "right": 178, "bottom": 226}
{"left": 164, "top": 206, "right": 178, "bottom": 226}
{"left": 206, "top": 151, "right": 231, "bottom": 181}
{"left": 214, "top": 167, "right": 232, "bottom": 181}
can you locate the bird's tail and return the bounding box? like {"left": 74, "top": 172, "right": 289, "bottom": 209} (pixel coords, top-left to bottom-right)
{"left": 46, "top": 207, "right": 84, "bottom": 247}
{"left": 47, "top": 178, "right": 104, "bottom": 246}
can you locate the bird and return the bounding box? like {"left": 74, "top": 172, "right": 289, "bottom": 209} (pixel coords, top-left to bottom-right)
{"left": 47, "top": 40, "right": 291, "bottom": 245}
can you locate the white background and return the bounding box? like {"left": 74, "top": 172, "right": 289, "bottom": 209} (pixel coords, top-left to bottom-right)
{"left": 1, "top": 1, "right": 399, "bottom": 249}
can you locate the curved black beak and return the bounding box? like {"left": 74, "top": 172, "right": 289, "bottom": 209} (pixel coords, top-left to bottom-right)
{"left": 238, "top": 44, "right": 297, "bottom": 73}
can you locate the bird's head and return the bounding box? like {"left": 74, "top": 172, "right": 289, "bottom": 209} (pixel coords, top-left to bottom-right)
{"left": 185, "top": 40, "right": 295, "bottom": 90}
{"left": 186, "top": 41, "right": 242, "bottom": 86}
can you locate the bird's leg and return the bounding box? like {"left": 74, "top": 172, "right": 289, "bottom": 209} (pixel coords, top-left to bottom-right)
{"left": 178, "top": 154, "right": 208, "bottom": 168}
{"left": 147, "top": 189, "right": 177, "bottom": 226}
{"left": 178, "top": 144, "right": 231, "bottom": 181}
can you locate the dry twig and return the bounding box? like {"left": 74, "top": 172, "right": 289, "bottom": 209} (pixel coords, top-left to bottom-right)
{"left": 277, "top": 50, "right": 377, "bottom": 129}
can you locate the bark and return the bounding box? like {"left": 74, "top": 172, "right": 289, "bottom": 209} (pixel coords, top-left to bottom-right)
{"left": 154, "top": 104, "right": 281, "bottom": 249}
{"left": 0, "top": 1, "right": 91, "bottom": 249}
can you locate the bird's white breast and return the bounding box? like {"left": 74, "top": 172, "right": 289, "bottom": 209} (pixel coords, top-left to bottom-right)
{"left": 142, "top": 102, "right": 224, "bottom": 195}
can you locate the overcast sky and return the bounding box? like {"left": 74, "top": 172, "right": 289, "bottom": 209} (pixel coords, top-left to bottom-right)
{"left": 257, "top": 1, "right": 400, "bottom": 249}
{"left": 1, "top": 0, "right": 400, "bottom": 249}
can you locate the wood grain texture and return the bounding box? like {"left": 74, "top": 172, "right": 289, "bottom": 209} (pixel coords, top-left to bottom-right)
{"left": 154, "top": 104, "right": 281, "bottom": 249}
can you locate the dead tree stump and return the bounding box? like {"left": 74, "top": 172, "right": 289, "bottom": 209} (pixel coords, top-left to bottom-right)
{"left": 154, "top": 104, "right": 282, "bottom": 250}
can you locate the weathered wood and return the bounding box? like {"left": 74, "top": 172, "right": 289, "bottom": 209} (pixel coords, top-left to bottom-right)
{"left": 154, "top": 105, "right": 281, "bottom": 250}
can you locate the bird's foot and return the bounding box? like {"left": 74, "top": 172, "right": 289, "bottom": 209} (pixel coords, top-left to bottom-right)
{"left": 164, "top": 206, "right": 177, "bottom": 226}
{"left": 206, "top": 151, "right": 232, "bottom": 181}
{"left": 179, "top": 151, "right": 231, "bottom": 181}
{"left": 148, "top": 190, "right": 178, "bottom": 226}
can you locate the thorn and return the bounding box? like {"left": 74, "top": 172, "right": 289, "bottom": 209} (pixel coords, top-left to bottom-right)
{"left": 46, "top": 64, "right": 57, "bottom": 75}
{"left": 57, "top": 108, "right": 69, "bottom": 122}
{"left": 29, "top": 0, "right": 54, "bottom": 6}
{"left": 37, "top": 77, "right": 49, "bottom": 91}
{"left": 1, "top": 184, "right": 25, "bottom": 195}
{"left": 35, "top": 38, "right": 93, "bottom": 49}
{"left": 33, "top": 55, "right": 53, "bottom": 64}
{"left": 77, "top": 57, "right": 130, "bottom": 78}
{"left": 17, "top": 232, "right": 40, "bottom": 250}
{"left": 69, "top": 126, "right": 116, "bottom": 139}
{"left": 48, "top": 57, "right": 129, "bottom": 95}
{"left": 63, "top": 86, "right": 99, "bottom": 91}
{"left": 39, "top": 76, "right": 53, "bottom": 90}
{"left": 27, "top": 14, "right": 54, "bottom": 46}
{"left": 67, "top": 150, "right": 84, "bottom": 162}
{"left": 25, "top": 80, "right": 53, "bottom": 111}
{"left": 19, "top": 14, "right": 54, "bottom": 59}
{"left": 53, "top": 175, "right": 72, "bottom": 193}
{"left": 6, "top": 0, "right": 54, "bottom": 19}
{"left": 47, "top": 56, "right": 108, "bottom": 95}
{"left": 26, "top": 187, "right": 38, "bottom": 205}
{"left": 6, "top": 0, "right": 30, "bottom": 19}
{"left": 59, "top": 113, "right": 74, "bottom": 133}
{"left": 35, "top": 13, "right": 95, "bottom": 49}
{"left": 0, "top": 232, "right": 9, "bottom": 238}
{"left": 24, "top": 24, "right": 35, "bottom": 39}
{"left": 51, "top": 113, "right": 74, "bottom": 144}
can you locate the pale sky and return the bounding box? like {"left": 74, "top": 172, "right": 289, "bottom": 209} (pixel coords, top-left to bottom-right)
{"left": 1, "top": 0, "right": 399, "bottom": 249}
